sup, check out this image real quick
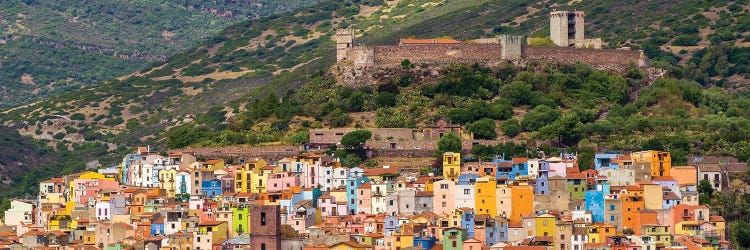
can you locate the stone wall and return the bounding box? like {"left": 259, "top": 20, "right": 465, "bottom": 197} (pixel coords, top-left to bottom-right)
{"left": 523, "top": 46, "right": 644, "bottom": 72}
{"left": 372, "top": 44, "right": 505, "bottom": 68}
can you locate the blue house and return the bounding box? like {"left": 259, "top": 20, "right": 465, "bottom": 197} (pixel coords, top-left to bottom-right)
{"left": 493, "top": 158, "right": 515, "bottom": 180}
{"left": 414, "top": 236, "right": 437, "bottom": 249}
{"left": 150, "top": 217, "right": 165, "bottom": 236}
{"left": 346, "top": 175, "right": 370, "bottom": 215}
{"left": 595, "top": 153, "right": 620, "bottom": 170}
{"left": 535, "top": 161, "right": 550, "bottom": 195}
{"left": 201, "top": 180, "right": 222, "bottom": 198}
{"left": 384, "top": 216, "right": 400, "bottom": 234}
{"left": 585, "top": 182, "right": 609, "bottom": 223}
{"left": 460, "top": 209, "right": 475, "bottom": 238}
{"left": 457, "top": 174, "right": 479, "bottom": 185}
{"left": 483, "top": 217, "right": 507, "bottom": 246}
{"left": 494, "top": 157, "right": 528, "bottom": 180}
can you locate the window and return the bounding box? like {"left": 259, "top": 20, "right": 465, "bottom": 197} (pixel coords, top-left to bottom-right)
{"left": 610, "top": 205, "right": 615, "bottom": 211}
{"left": 261, "top": 212, "right": 266, "bottom": 225}
{"left": 610, "top": 215, "right": 615, "bottom": 221}
{"left": 441, "top": 184, "right": 449, "bottom": 189}
{"left": 442, "top": 202, "right": 447, "bottom": 207}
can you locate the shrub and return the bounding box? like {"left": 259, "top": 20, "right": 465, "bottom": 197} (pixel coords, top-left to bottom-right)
{"left": 500, "top": 119, "right": 521, "bottom": 137}
{"left": 70, "top": 113, "right": 85, "bottom": 120}
{"left": 468, "top": 118, "right": 497, "bottom": 140}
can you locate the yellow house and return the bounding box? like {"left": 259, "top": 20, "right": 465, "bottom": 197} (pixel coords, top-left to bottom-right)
{"left": 709, "top": 215, "right": 726, "bottom": 239}
{"left": 474, "top": 176, "right": 497, "bottom": 216}
{"left": 205, "top": 159, "right": 225, "bottom": 170}
{"left": 675, "top": 220, "right": 704, "bottom": 236}
{"left": 48, "top": 215, "right": 69, "bottom": 231}
{"left": 642, "top": 183, "right": 663, "bottom": 210}
{"left": 443, "top": 152, "right": 461, "bottom": 182}
{"left": 632, "top": 150, "right": 671, "bottom": 177}
{"left": 159, "top": 169, "right": 178, "bottom": 198}
{"left": 234, "top": 159, "right": 266, "bottom": 193}
{"left": 393, "top": 233, "right": 414, "bottom": 249}
{"left": 242, "top": 159, "right": 269, "bottom": 193}
{"left": 359, "top": 234, "right": 383, "bottom": 247}
{"left": 536, "top": 214, "right": 556, "bottom": 239}
{"left": 198, "top": 221, "right": 229, "bottom": 244}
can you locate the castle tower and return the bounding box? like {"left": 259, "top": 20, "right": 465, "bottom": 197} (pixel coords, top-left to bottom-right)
{"left": 499, "top": 35, "right": 524, "bottom": 60}
{"left": 336, "top": 28, "right": 355, "bottom": 62}
{"left": 549, "top": 11, "right": 585, "bottom": 47}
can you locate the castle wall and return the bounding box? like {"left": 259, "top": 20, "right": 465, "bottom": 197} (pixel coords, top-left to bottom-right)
{"left": 523, "top": 46, "right": 643, "bottom": 72}
{"left": 371, "top": 44, "right": 504, "bottom": 68}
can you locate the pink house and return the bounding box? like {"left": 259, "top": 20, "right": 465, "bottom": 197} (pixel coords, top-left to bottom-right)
{"left": 73, "top": 179, "right": 120, "bottom": 206}
{"left": 267, "top": 172, "right": 300, "bottom": 192}
{"left": 549, "top": 163, "right": 568, "bottom": 177}
{"left": 318, "top": 195, "right": 346, "bottom": 217}
{"left": 348, "top": 214, "right": 368, "bottom": 234}
{"left": 432, "top": 180, "right": 455, "bottom": 215}
{"left": 357, "top": 183, "right": 372, "bottom": 214}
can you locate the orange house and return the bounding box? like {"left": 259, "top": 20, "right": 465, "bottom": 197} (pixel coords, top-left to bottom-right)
{"left": 633, "top": 210, "right": 658, "bottom": 235}
{"left": 632, "top": 150, "right": 671, "bottom": 177}
{"left": 670, "top": 166, "right": 698, "bottom": 186}
{"left": 621, "top": 186, "right": 645, "bottom": 231}
{"left": 669, "top": 204, "right": 711, "bottom": 234}
{"left": 510, "top": 183, "right": 534, "bottom": 224}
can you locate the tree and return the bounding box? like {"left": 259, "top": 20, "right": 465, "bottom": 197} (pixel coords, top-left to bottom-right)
{"left": 502, "top": 80, "right": 533, "bottom": 105}
{"left": 698, "top": 179, "right": 714, "bottom": 205}
{"left": 468, "top": 118, "right": 497, "bottom": 139}
{"left": 732, "top": 221, "right": 750, "bottom": 249}
{"left": 538, "top": 112, "right": 583, "bottom": 144}
{"left": 501, "top": 119, "right": 521, "bottom": 137}
{"left": 437, "top": 132, "right": 462, "bottom": 155}
{"left": 521, "top": 105, "right": 560, "bottom": 131}
{"left": 341, "top": 130, "right": 372, "bottom": 149}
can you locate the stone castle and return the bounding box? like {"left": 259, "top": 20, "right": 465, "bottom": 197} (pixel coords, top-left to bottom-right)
{"left": 336, "top": 10, "right": 645, "bottom": 85}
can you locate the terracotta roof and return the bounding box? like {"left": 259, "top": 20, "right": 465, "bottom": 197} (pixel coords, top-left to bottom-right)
{"left": 566, "top": 173, "right": 586, "bottom": 179}
{"left": 512, "top": 158, "right": 529, "bottom": 164}
{"left": 200, "top": 221, "right": 225, "bottom": 226}
{"left": 709, "top": 215, "right": 725, "bottom": 222}
{"left": 364, "top": 166, "right": 400, "bottom": 176}
{"left": 400, "top": 38, "right": 461, "bottom": 45}
{"left": 652, "top": 176, "right": 676, "bottom": 181}
{"left": 416, "top": 191, "right": 433, "bottom": 197}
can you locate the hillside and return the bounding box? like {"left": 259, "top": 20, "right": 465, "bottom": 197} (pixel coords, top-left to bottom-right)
{"left": 0, "top": 0, "right": 324, "bottom": 109}
{"left": 1, "top": 0, "right": 750, "bottom": 195}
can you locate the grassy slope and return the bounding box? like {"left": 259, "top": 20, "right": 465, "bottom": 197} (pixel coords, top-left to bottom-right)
{"left": 0, "top": 0, "right": 749, "bottom": 182}
{"left": 0, "top": 0, "right": 324, "bottom": 109}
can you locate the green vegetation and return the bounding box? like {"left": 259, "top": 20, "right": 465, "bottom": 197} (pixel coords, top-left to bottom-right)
{"left": 0, "top": 0, "right": 324, "bottom": 108}
{"left": 437, "top": 132, "right": 462, "bottom": 155}
{"left": 3, "top": 0, "right": 750, "bottom": 209}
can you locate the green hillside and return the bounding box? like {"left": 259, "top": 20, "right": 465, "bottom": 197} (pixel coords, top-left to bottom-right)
{"left": 1, "top": 0, "right": 750, "bottom": 198}
{"left": 0, "top": 0, "right": 323, "bottom": 109}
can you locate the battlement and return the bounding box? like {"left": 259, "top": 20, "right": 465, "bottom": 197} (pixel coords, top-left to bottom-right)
{"left": 334, "top": 11, "right": 646, "bottom": 85}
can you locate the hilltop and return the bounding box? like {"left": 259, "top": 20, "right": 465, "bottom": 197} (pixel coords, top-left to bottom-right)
{"left": 0, "top": 0, "right": 324, "bottom": 109}
{"left": 1, "top": 0, "right": 750, "bottom": 195}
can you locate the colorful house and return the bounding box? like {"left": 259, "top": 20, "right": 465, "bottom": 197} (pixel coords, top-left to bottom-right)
{"left": 443, "top": 152, "right": 461, "bottom": 182}
{"left": 632, "top": 150, "right": 671, "bottom": 177}
{"left": 474, "top": 176, "right": 497, "bottom": 216}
